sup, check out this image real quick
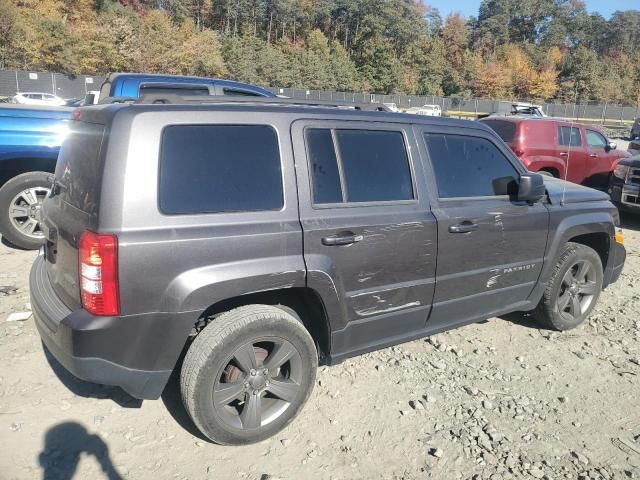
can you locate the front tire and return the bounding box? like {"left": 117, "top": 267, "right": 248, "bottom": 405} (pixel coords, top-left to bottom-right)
{"left": 180, "top": 305, "right": 317, "bottom": 445}
{"left": 0, "top": 171, "right": 52, "bottom": 250}
{"left": 534, "top": 242, "right": 603, "bottom": 331}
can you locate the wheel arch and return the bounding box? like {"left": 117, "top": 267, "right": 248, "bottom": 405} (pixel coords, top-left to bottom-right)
{"left": 0, "top": 157, "right": 58, "bottom": 189}
{"left": 194, "top": 288, "right": 332, "bottom": 363}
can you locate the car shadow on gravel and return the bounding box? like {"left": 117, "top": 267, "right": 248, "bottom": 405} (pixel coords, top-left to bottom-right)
{"left": 159, "top": 345, "right": 210, "bottom": 442}
{"left": 499, "top": 311, "right": 547, "bottom": 331}
{"left": 42, "top": 344, "right": 142, "bottom": 409}
{"left": 39, "top": 421, "right": 123, "bottom": 480}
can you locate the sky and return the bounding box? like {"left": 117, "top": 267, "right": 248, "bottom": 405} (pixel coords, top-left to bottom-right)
{"left": 428, "top": 0, "right": 634, "bottom": 20}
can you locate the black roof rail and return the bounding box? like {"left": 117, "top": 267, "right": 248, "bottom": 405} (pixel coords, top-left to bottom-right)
{"left": 101, "top": 93, "right": 391, "bottom": 112}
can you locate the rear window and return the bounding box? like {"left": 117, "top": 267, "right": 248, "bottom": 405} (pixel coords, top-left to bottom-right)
{"left": 159, "top": 124, "right": 283, "bottom": 214}
{"left": 55, "top": 121, "right": 106, "bottom": 215}
{"left": 481, "top": 120, "right": 517, "bottom": 142}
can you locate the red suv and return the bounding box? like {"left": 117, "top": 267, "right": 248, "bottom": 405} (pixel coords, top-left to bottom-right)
{"left": 480, "top": 117, "right": 630, "bottom": 188}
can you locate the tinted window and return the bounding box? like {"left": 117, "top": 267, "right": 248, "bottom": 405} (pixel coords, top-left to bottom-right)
{"left": 140, "top": 85, "right": 210, "bottom": 96}
{"left": 558, "top": 126, "right": 582, "bottom": 146}
{"left": 223, "top": 88, "right": 261, "bottom": 97}
{"left": 55, "top": 121, "right": 106, "bottom": 215}
{"left": 586, "top": 130, "right": 607, "bottom": 148}
{"left": 424, "top": 134, "right": 519, "bottom": 198}
{"left": 335, "top": 130, "right": 413, "bottom": 202}
{"left": 481, "top": 120, "right": 517, "bottom": 142}
{"left": 306, "top": 129, "right": 343, "bottom": 204}
{"left": 159, "top": 125, "right": 283, "bottom": 214}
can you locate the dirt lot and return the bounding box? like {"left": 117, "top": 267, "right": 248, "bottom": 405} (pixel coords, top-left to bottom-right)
{"left": 1, "top": 214, "right": 640, "bottom": 479}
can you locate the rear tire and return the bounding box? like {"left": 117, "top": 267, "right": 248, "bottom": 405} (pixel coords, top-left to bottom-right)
{"left": 534, "top": 242, "right": 603, "bottom": 331}
{"left": 0, "top": 171, "right": 51, "bottom": 250}
{"left": 180, "top": 305, "right": 317, "bottom": 445}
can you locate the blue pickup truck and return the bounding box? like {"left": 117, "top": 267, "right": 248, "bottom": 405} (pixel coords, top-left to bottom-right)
{"left": 0, "top": 74, "right": 275, "bottom": 249}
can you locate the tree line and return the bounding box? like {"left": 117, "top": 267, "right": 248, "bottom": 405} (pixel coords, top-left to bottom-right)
{"left": 1, "top": 0, "right": 639, "bottom": 105}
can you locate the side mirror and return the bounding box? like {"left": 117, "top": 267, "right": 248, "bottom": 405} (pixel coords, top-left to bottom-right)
{"left": 518, "top": 173, "right": 546, "bottom": 203}
{"left": 605, "top": 141, "right": 617, "bottom": 152}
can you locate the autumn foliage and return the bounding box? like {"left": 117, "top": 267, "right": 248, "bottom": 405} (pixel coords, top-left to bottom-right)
{"left": 0, "top": 0, "right": 638, "bottom": 105}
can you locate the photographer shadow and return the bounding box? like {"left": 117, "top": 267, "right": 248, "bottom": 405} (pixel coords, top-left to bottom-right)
{"left": 39, "top": 422, "right": 122, "bottom": 480}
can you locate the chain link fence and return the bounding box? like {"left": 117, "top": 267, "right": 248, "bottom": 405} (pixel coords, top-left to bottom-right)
{"left": 1, "top": 69, "right": 637, "bottom": 128}
{"left": 0, "top": 70, "right": 104, "bottom": 101}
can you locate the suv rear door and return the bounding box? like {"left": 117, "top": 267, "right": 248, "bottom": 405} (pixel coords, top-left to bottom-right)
{"left": 42, "top": 120, "right": 106, "bottom": 311}
{"left": 557, "top": 124, "right": 588, "bottom": 184}
{"left": 416, "top": 125, "right": 548, "bottom": 329}
{"left": 292, "top": 120, "right": 437, "bottom": 359}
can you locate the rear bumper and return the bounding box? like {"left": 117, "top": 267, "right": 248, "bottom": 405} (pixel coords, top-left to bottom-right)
{"left": 30, "top": 254, "right": 193, "bottom": 399}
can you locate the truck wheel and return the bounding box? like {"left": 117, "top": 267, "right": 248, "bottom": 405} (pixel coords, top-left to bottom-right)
{"left": 180, "top": 305, "right": 317, "bottom": 445}
{"left": 0, "top": 172, "right": 51, "bottom": 250}
{"left": 534, "top": 242, "right": 603, "bottom": 331}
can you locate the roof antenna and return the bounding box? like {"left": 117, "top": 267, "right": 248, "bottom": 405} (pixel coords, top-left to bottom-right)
{"left": 561, "top": 85, "right": 579, "bottom": 206}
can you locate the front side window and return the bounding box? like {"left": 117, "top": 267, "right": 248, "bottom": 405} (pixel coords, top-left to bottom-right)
{"left": 159, "top": 124, "right": 283, "bottom": 214}
{"left": 586, "top": 130, "right": 607, "bottom": 148}
{"left": 424, "top": 134, "right": 519, "bottom": 198}
{"left": 305, "top": 128, "right": 414, "bottom": 204}
{"left": 558, "top": 126, "right": 582, "bottom": 147}
{"left": 223, "top": 88, "right": 261, "bottom": 97}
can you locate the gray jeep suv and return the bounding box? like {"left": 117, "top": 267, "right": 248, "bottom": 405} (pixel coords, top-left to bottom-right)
{"left": 31, "top": 98, "right": 626, "bottom": 445}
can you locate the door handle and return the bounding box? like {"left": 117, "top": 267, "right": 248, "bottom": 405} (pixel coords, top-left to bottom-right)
{"left": 589, "top": 154, "right": 598, "bottom": 158}
{"left": 321, "top": 232, "right": 364, "bottom": 246}
{"left": 448, "top": 221, "right": 479, "bottom": 234}
{"left": 559, "top": 152, "right": 569, "bottom": 157}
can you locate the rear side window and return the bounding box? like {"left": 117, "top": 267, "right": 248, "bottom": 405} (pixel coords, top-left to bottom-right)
{"left": 55, "top": 121, "right": 106, "bottom": 215}
{"left": 140, "top": 85, "right": 210, "bottom": 97}
{"left": 159, "top": 125, "right": 283, "bottom": 214}
{"left": 558, "top": 126, "right": 582, "bottom": 146}
{"left": 424, "top": 134, "right": 519, "bottom": 198}
{"left": 306, "top": 128, "right": 414, "bottom": 204}
{"left": 481, "top": 120, "right": 517, "bottom": 142}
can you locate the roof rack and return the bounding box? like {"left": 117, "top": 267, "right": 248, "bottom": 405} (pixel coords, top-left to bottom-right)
{"left": 99, "top": 94, "right": 391, "bottom": 112}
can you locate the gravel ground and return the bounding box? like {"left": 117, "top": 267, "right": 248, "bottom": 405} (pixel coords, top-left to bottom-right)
{"left": 1, "top": 209, "right": 640, "bottom": 479}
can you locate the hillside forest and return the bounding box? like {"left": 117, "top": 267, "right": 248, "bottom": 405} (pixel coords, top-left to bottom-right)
{"left": 0, "top": 0, "right": 639, "bottom": 104}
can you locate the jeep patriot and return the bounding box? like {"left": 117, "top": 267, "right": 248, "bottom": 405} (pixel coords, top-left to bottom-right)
{"left": 31, "top": 98, "right": 626, "bottom": 445}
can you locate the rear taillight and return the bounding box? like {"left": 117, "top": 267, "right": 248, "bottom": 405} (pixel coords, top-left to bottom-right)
{"left": 78, "top": 231, "right": 119, "bottom": 316}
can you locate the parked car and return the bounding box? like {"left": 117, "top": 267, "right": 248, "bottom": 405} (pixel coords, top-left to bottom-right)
{"left": 628, "top": 138, "right": 640, "bottom": 155}
{"left": 609, "top": 155, "right": 640, "bottom": 212}
{"left": 0, "top": 104, "right": 73, "bottom": 249}
{"left": 31, "top": 96, "right": 625, "bottom": 445}
{"left": 511, "top": 102, "right": 546, "bottom": 117}
{"left": 11, "top": 92, "right": 67, "bottom": 106}
{"left": 407, "top": 104, "right": 441, "bottom": 116}
{"left": 383, "top": 102, "right": 400, "bottom": 112}
{"left": 0, "top": 75, "right": 275, "bottom": 250}
{"left": 631, "top": 117, "right": 640, "bottom": 140}
{"left": 98, "top": 72, "right": 275, "bottom": 101}
{"left": 480, "top": 117, "right": 630, "bottom": 188}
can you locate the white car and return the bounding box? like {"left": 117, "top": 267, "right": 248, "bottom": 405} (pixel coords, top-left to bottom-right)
{"left": 11, "top": 92, "right": 67, "bottom": 106}
{"left": 407, "top": 104, "right": 442, "bottom": 116}
{"left": 383, "top": 102, "right": 400, "bottom": 112}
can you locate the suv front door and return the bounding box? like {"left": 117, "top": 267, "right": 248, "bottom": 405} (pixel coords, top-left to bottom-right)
{"left": 417, "top": 126, "right": 549, "bottom": 330}
{"left": 292, "top": 120, "right": 437, "bottom": 360}
{"left": 585, "top": 128, "right": 617, "bottom": 188}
